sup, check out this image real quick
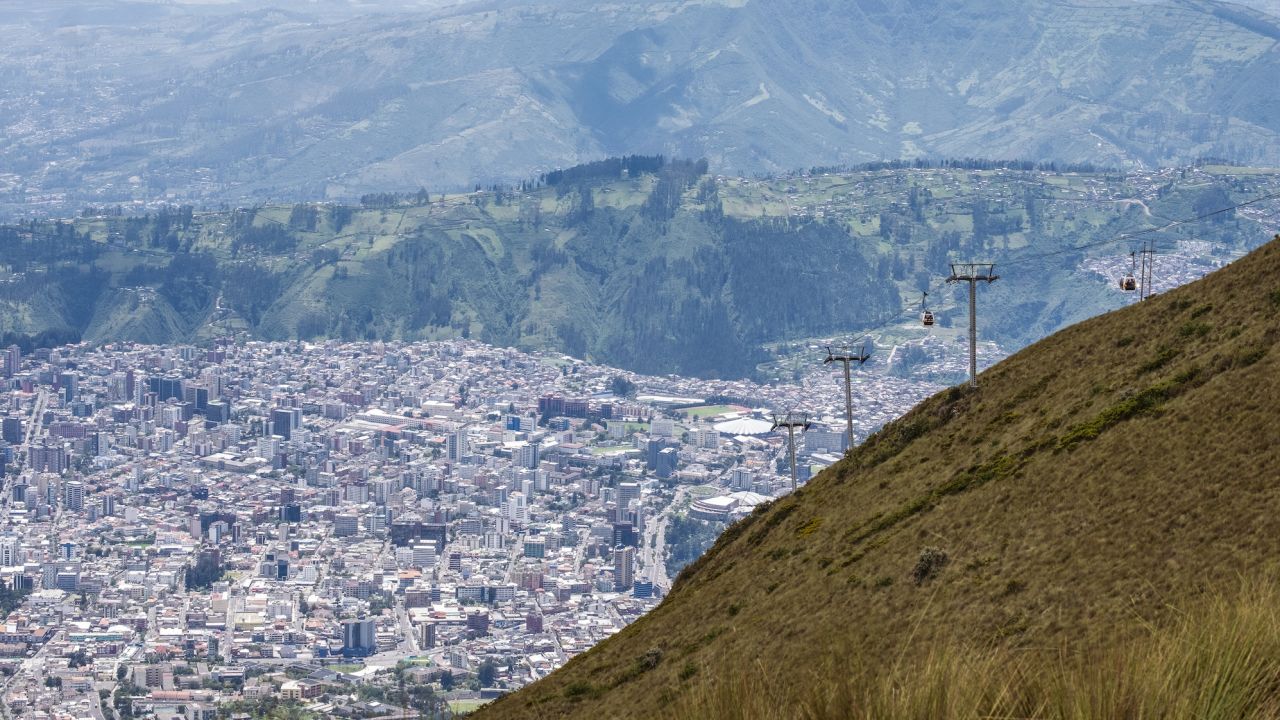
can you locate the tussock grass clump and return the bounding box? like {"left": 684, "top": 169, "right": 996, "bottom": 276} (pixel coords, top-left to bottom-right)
{"left": 664, "top": 583, "right": 1280, "bottom": 720}
{"left": 1137, "top": 345, "right": 1180, "bottom": 374}
{"left": 911, "top": 547, "right": 948, "bottom": 585}
{"left": 562, "top": 681, "right": 599, "bottom": 702}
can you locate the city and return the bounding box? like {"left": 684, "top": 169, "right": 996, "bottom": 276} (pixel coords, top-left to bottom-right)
{"left": 0, "top": 336, "right": 949, "bottom": 718}
{"left": 3, "top": 0, "right": 1279, "bottom": 716}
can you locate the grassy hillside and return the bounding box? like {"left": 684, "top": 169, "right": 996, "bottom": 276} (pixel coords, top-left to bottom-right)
{"left": 1, "top": 162, "right": 1276, "bottom": 378}
{"left": 665, "top": 582, "right": 1280, "bottom": 718}
{"left": 475, "top": 235, "right": 1280, "bottom": 719}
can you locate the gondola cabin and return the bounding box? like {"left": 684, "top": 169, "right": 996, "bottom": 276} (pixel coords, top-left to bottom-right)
{"left": 921, "top": 310, "right": 935, "bottom": 327}
{"left": 1119, "top": 274, "right": 1137, "bottom": 291}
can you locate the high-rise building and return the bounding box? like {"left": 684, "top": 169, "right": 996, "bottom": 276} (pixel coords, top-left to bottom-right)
{"left": 1, "top": 345, "right": 19, "bottom": 377}
{"left": 537, "top": 395, "right": 564, "bottom": 416}
{"left": 369, "top": 477, "right": 393, "bottom": 505}
{"left": 523, "top": 538, "right": 545, "bottom": 558}
{"left": 804, "top": 426, "right": 847, "bottom": 454}
{"left": 612, "top": 522, "right": 637, "bottom": 549}
{"left": 695, "top": 426, "right": 720, "bottom": 450}
{"left": 270, "top": 407, "right": 300, "bottom": 440}
{"left": 613, "top": 546, "right": 635, "bottom": 592}
{"left": 255, "top": 436, "right": 281, "bottom": 461}
{"left": 466, "top": 611, "right": 490, "bottom": 638}
{"left": 149, "top": 376, "right": 184, "bottom": 402}
{"left": 55, "top": 568, "right": 79, "bottom": 592}
{"left": 1, "top": 417, "right": 21, "bottom": 444}
{"left": 58, "top": 372, "right": 78, "bottom": 403}
{"left": 63, "top": 480, "right": 85, "bottom": 512}
{"left": 29, "top": 441, "right": 69, "bottom": 474}
{"left": 389, "top": 520, "right": 447, "bottom": 550}
{"left": 646, "top": 439, "right": 667, "bottom": 471}
{"left": 506, "top": 492, "right": 528, "bottom": 526}
{"left": 342, "top": 618, "right": 377, "bottom": 657}
{"left": 411, "top": 543, "right": 437, "bottom": 568}
{"left": 525, "top": 612, "right": 543, "bottom": 633}
{"left": 205, "top": 400, "right": 231, "bottom": 423}
{"left": 516, "top": 441, "right": 539, "bottom": 469}
{"left": 650, "top": 417, "right": 676, "bottom": 438}
{"left": 367, "top": 508, "right": 387, "bottom": 535}
{"left": 446, "top": 427, "right": 468, "bottom": 461}
{"left": 344, "top": 483, "right": 370, "bottom": 504}
{"left": 655, "top": 447, "right": 679, "bottom": 479}
{"left": 334, "top": 513, "right": 359, "bottom": 537}
{"left": 618, "top": 482, "right": 641, "bottom": 513}
{"left": 0, "top": 533, "right": 20, "bottom": 567}
{"left": 44, "top": 561, "right": 79, "bottom": 591}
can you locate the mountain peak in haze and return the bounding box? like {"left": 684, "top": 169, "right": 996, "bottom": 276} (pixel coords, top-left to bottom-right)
{"left": 3, "top": 0, "right": 1280, "bottom": 215}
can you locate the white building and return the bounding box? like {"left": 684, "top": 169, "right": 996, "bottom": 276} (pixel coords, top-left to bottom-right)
{"left": 506, "top": 492, "right": 529, "bottom": 526}
{"left": 63, "top": 480, "right": 85, "bottom": 512}
{"left": 694, "top": 427, "right": 720, "bottom": 450}
{"left": 0, "top": 533, "right": 21, "bottom": 566}
{"left": 650, "top": 417, "right": 676, "bottom": 438}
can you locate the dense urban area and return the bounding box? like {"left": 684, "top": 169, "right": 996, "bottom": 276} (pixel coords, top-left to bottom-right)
{"left": 0, "top": 331, "right": 967, "bottom": 719}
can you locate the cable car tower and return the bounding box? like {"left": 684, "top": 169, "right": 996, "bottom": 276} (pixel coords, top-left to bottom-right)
{"left": 824, "top": 341, "right": 871, "bottom": 451}
{"left": 947, "top": 263, "right": 999, "bottom": 388}
{"left": 1137, "top": 241, "right": 1157, "bottom": 301}
{"left": 771, "top": 410, "right": 811, "bottom": 492}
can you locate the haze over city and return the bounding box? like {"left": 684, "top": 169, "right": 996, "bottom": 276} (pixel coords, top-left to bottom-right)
{"left": 1, "top": 1, "right": 1280, "bottom": 718}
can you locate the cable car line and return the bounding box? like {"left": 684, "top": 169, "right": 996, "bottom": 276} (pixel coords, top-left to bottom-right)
{"left": 831, "top": 187, "right": 1280, "bottom": 341}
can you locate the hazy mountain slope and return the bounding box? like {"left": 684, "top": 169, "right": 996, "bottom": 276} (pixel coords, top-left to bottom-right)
{"left": 1, "top": 162, "right": 1276, "bottom": 377}
{"left": 1224, "top": 0, "right": 1280, "bottom": 16}
{"left": 475, "top": 236, "right": 1280, "bottom": 719}
{"left": 3, "top": 0, "right": 1280, "bottom": 215}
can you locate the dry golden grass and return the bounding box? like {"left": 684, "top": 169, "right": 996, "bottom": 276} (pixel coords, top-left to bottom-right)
{"left": 663, "top": 581, "right": 1280, "bottom": 720}
{"left": 478, "top": 236, "right": 1280, "bottom": 720}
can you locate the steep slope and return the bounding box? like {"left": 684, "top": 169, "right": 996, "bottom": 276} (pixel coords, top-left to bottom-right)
{"left": 5, "top": 0, "right": 1280, "bottom": 215}
{"left": 477, "top": 236, "right": 1280, "bottom": 719}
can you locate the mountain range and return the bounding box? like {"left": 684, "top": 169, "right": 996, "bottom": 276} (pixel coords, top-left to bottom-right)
{"left": 2, "top": 161, "right": 1276, "bottom": 379}
{"left": 4, "top": 0, "right": 1280, "bottom": 216}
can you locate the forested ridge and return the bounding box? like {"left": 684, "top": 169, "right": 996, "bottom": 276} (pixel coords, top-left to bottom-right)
{"left": 0, "top": 158, "right": 1272, "bottom": 379}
